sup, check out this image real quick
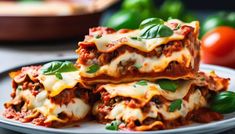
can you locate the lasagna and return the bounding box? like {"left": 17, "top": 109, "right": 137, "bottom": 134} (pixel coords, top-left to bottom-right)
{"left": 76, "top": 19, "right": 200, "bottom": 84}
{"left": 3, "top": 18, "right": 233, "bottom": 131}
{"left": 4, "top": 65, "right": 95, "bottom": 127}
{"left": 92, "top": 72, "right": 229, "bottom": 131}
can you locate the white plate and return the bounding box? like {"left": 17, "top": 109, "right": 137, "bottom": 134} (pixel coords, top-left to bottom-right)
{"left": 0, "top": 62, "right": 235, "bottom": 134}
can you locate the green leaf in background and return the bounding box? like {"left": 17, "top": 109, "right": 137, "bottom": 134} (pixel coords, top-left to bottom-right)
{"left": 105, "top": 10, "right": 142, "bottom": 30}
{"left": 210, "top": 91, "right": 235, "bottom": 114}
{"left": 136, "top": 80, "right": 148, "bottom": 86}
{"left": 169, "top": 99, "right": 182, "bottom": 112}
{"left": 86, "top": 64, "right": 100, "bottom": 73}
{"left": 139, "top": 18, "right": 164, "bottom": 29}
{"left": 105, "top": 120, "right": 121, "bottom": 131}
{"left": 41, "top": 61, "right": 77, "bottom": 75}
{"left": 159, "top": 0, "right": 185, "bottom": 20}
{"left": 156, "top": 79, "right": 179, "bottom": 92}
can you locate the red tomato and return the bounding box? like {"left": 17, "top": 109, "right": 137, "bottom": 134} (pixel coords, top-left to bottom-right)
{"left": 201, "top": 26, "right": 235, "bottom": 68}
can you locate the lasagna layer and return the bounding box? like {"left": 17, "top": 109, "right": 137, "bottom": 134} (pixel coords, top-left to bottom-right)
{"left": 4, "top": 66, "right": 95, "bottom": 127}
{"left": 76, "top": 19, "right": 200, "bottom": 84}
{"left": 92, "top": 72, "right": 229, "bottom": 131}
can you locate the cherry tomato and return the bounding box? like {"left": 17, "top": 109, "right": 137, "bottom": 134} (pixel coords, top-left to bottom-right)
{"left": 201, "top": 26, "right": 235, "bottom": 68}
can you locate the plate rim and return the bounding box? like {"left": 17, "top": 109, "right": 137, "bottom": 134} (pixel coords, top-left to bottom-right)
{"left": 1, "top": 60, "right": 235, "bottom": 134}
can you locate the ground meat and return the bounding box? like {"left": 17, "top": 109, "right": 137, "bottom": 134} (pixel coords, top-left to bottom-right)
{"left": 50, "top": 89, "right": 76, "bottom": 105}
{"left": 77, "top": 26, "right": 195, "bottom": 66}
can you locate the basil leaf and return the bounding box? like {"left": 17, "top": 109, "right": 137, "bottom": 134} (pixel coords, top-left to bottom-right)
{"left": 169, "top": 99, "right": 182, "bottom": 112}
{"left": 86, "top": 64, "right": 100, "bottom": 73}
{"left": 156, "top": 79, "right": 178, "bottom": 92}
{"left": 41, "top": 61, "right": 77, "bottom": 75}
{"left": 136, "top": 80, "right": 148, "bottom": 86}
{"left": 157, "top": 25, "right": 174, "bottom": 37}
{"left": 139, "top": 18, "right": 164, "bottom": 29}
{"left": 210, "top": 91, "right": 235, "bottom": 114}
{"left": 140, "top": 24, "right": 173, "bottom": 39}
{"left": 105, "top": 120, "right": 121, "bottom": 131}
{"left": 55, "top": 72, "right": 63, "bottom": 80}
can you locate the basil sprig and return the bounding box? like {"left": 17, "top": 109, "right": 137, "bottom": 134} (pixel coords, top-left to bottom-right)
{"left": 169, "top": 99, "right": 182, "bottom": 112}
{"left": 41, "top": 61, "right": 77, "bottom": 80}
{"left": 105, "top": 120, "right": 121, "bottom": 131}
{"left": 156, "top": 79, "right": 179, "bottom": 92}
{"left": 210, "top": 91, "right": 235, "bottom": 114}
{"left": 139, "top": 18, "right": 173, "bottom": 39}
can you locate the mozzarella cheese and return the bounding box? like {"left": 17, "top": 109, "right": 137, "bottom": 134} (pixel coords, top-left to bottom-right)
{"left": 107, "top": 101, "right": 158, "bottom": 123}
{"left": 16, "top": 88, "right": 90, "bottom": 123}
{"left": 100, "top": 80, "right": 193, "bottom": 104}
{"left": 82, "top": 20, "right": 199, "bottom": 53}
{"left": 104, "top": 90, "right": 206, "bottom": 123}
{"left": 80, "top": 48, "right": 192, "bottom": 78}
{"left": 38, "top": 71, "right": 81, "bottom": 97}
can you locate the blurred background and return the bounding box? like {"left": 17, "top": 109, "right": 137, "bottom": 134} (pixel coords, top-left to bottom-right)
{"left": 0, "top": 0, "right": 234, "bottom": 71}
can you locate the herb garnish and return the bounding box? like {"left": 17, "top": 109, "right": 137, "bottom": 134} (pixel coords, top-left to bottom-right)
{"left": 105, "top": 120, "right": 121, "bottom": 131}
{"left": 139, "top": 18, "right": 173, "bottom": 39}
{"left": 156, "top": 79, "right": 179, "bottom": 92}
{"left": 41, "top": 61, "right": 77, "bottom": 80}
{"left": 169, "top": 99, "right": 182, "bottom": 112}
{"left": 86, "top": 64, "right": 100, "bottom": 73}
{"left": 136, "top": 80, "right": 148, "bottom": 86}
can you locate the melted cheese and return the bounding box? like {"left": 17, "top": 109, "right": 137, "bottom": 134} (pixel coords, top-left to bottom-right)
{"left": 83, "top": 20, "right": 199, "bottom": 53}
{"left": 38, "top": 71, "right": 81, "bottom": 97}
{"left": 80, "top": 48, "right": 192, "bottom": 78}
{"left": 16, "top": 88, "right": 90, "bottom": 123}
{"left": 158, "top": 90, "right": 206, "bottom": 120}
{"left": 101, "top": 80, "right": 193, "bottom": 104}
{"left": 107, "top": 102, "right": 158, "bottom": 123}
{"left": 103, "top": 90, "right": 206, "bottom": 123}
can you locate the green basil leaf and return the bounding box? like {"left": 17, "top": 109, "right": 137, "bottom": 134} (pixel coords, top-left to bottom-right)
{"left": 169, "top": 99, "right": 182, "bottom": 112}
{"left": 156, "top": 79, "right": 178, "bottom": 92}
{"left": 86, "top": 64, "right": 100, "bottom": 73}
{"left": 139, "top": 18, "right": 164, "bottom": 29}
{"left": 210, "top": 91, "right": 235, "bottom": 114}
{"left": 157, "top": 25, "right": 174, "bottom": 37}
{"left": 41, "top": 61, "right": 77, "bottom": 75}
{"left": 55, "top": 72, "right": 63, "bottom": 80}
{"left": 140, "top": 24, "right": 173, "bottom": 39}
{"left": 105, "top": 120, "right": 121, "bottom": 131}
{"left": 140, "top": 24, "right": 158, "bottom": 39}
{"left": 136, "top": 80, "right": 148, "bottom": 86}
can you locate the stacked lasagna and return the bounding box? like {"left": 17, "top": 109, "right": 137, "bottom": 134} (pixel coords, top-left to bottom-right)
{"left": 4, "top": 19, "right": 230, "bottom": 131}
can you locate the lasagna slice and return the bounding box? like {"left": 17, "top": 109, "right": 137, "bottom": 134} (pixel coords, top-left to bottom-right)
{"left": 92, "top": 72, "right": 229, "bottom": 131}
{"left": 76, "top": 19, "right": 200, "bottom": 84}
{"left": 4, "top": 65, "right": 95, "bottom": 127}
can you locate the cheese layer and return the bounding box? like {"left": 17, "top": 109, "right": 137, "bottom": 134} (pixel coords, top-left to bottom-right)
{"left": 82, "top": 20, "right": 199, "bottom": 53}
{"left": 103, "top": 90, "right": 206, "bottom": 123}
{"left": 80, "top": 48, "right": 193, "bottom": 78}
{"left": 38, "top": 71, "right": 81, "bottom": 97}
{"left": 15, "top": 87, "right": 90, "bottom": 123}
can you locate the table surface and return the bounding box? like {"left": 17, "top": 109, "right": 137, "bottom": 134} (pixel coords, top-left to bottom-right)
{"left": 0, "top": 42, "right": 235, "bottom": 134}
